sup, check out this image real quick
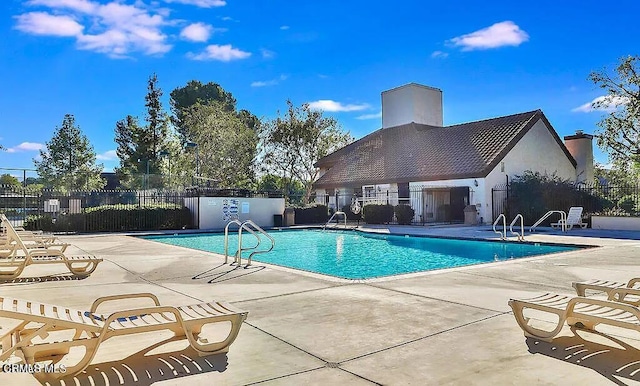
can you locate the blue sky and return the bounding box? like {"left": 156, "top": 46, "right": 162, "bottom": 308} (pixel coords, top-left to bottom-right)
{"left": 1, "top": 0, "right": 639, "bottom": 177}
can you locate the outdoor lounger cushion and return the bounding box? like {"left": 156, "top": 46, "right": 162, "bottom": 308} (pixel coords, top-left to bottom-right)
{"left": 0, "top": 215, "right": 102, "bottom": 280}
{"left": 508, "top": 292, "right": 640, "bottom": 341}
{"left": 0, "top": 294, "right": 248, "bottom": 379}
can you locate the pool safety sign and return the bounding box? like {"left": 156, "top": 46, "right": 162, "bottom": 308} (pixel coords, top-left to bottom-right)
{"left": 222, "top": 199, "right": 240, "bottom": 221}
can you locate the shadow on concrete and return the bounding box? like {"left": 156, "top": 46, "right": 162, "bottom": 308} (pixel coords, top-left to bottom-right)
{"left": 192, "top": 263, "right": 266, "bottom": 284}
{"left": 526, "top": 327, "right": 640, "bottom": 385}
{"left": 39, "top": 337, "right": 229, "bottom": 386}
{"left": 0, "top": 273, "right": 86, "bottom": 285}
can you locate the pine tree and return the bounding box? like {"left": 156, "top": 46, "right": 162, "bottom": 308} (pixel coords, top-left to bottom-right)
{"left": 34, "top": 114, "right": 105, "bottom": 191}
{"left": 114, "top": 73, "right": 169, "bottom": 188}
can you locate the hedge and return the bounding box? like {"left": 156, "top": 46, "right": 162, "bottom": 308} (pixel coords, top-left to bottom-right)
{"left": 362, "top": 204, "right": 394, "bottom": 224}
{"left": 394, "top": 205, "right": 415, "bottom": 225}
{"left": 23, "top": 204, "right": 192, "bottom": 232}
{"left": 294, "top": 205, "right": 329, "bottom": 224}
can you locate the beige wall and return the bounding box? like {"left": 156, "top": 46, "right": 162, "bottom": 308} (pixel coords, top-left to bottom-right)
{"left": 188, "top": 197, "right": 285, "bottom": 230}
{"left": 592, "top": 216, "right": 640, "bottom": 231}
{"left": 484, "top": 118, "right": 576, "bottom": 222}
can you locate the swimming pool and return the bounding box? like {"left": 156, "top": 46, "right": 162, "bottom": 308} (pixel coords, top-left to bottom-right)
{"left": 142, "top": 230, "right": 580, "bottom": 280}
{"left": 142, "top": 230, "right": 578, "bottom": 279}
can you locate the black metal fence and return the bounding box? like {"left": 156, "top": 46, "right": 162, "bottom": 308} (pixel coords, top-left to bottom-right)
{"left": 0, "top": 185, "right": 194, "bottom": 232}
{"left": 296, "top": 187, "right": 472, "bottom": 225}
{"left": 492, "top": 182, "right": 640, "bottom": 225}
{"left": 0, "top": 185, "right": 290, "bottom": 233}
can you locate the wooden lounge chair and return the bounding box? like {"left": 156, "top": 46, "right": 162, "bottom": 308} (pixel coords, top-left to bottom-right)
{"left": 0, "top": 217, "right": 101, "bottom": 280}
{"left": 0, "top": 294, "right": 248, "bottom": 379}
{"left": 550, "top": 206, "right": 588, "bottom": 230}
{"left": 508, "top": 292, "right": 640, "bottom": 341}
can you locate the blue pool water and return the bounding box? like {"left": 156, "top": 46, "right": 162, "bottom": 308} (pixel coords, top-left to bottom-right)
{"left": 141, "top": 230, "right": 579, "bottom": 279}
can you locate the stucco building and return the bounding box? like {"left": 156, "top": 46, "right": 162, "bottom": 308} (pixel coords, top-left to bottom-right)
{"left": 313, "top": 83, "right": 594, "bottom": 224}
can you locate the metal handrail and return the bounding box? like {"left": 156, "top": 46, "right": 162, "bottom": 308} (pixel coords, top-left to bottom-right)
{"left": 323, "top": 211, "right": 347, "bottom": 231}
{"left": 238, "top": 220, "right": 275, "bottom": 267}
{"left": 223, "top": 219, "right": 243, "bottom": 264}
{"left": 493, "top": 214, "right": 506, "bottom": 240}
{"left": 509, "top": 214, "right": 525, "bottom": 242}
{"left": 529, "top": 210, "right": 566, "bottom": 232}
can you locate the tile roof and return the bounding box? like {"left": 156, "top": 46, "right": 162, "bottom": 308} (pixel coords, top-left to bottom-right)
{"left": 314, "top": 109, "right": 576, "bottom": 188}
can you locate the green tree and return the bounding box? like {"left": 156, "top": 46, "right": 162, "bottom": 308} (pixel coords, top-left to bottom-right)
{"left": 260, "top": 100, "right": 353, "bottom": 204}
{"left": 181, "top": 103, "right": 258, "bottom": 188}
{"left": 0, "top": 174, "right": 21, "bottom": 187}
{"left": 591, "top": 55, "right": 640, "bottom": 165}
{"left": 170, "top": 80, "right": 237, "bottom": 140}
{"left": 115, "top": 74, "right": 169, "bottom": 188}
{"left": 595, "top": 161, "right": 640, "bottom": 185}
{"left": 34, "top": 114, "right": 105, "bottom": 191}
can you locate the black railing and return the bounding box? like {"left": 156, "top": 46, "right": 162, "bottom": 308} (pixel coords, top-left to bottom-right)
{"left": 492, "top": 182, "right": 640, "bottom": 225}
{"left": 289, "top": 189, "right": 469, "bottom": 225}
{"left": 0, "top": 186, "right": 193, "bottom": 232}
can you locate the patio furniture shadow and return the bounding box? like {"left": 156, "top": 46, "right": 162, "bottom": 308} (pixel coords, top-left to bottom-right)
{"left": 192, "top": 263, "right": 266, "bottom": 284}
{"left": 526, "top": 327, "right": 640, "bottom": 385}
{"left": 39, "top": 336, "right": 229, "bottom": 386}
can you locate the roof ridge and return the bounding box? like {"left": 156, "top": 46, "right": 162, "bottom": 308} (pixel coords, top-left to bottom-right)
{"left": 444, "top": 109, "right": 540, "bottom": 128}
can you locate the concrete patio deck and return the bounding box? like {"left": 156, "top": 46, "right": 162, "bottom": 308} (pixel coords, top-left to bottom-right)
{"left": 2, "top": 226, "right": 640, "bottom": 385}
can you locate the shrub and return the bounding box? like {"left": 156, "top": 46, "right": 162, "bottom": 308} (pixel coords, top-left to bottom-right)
{"left": 23, "top": 204, "right": 192, "bottom": 232}
{"left": 362, "top": 204, "right": 394, "bottom": 224}
{"left": 617, "top": 195, "right": 637, "bottom": 214}
{"left": 394, "top": 205, "right": 415, "bottom": 225}
{"left": 507, "top": 171, "right": 608, "bottom": 225}
{"left": 341, "top": 204, "right": 362, "bottom": 221}
{"left": 294, "top": 205, "right": 329, "bottom": 224}
{"left": 23, "top": 214, "right": 55, "bottom": 231}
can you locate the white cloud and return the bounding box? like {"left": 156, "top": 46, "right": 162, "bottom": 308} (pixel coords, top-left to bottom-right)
{"left": 180, "top": 22, "right": 212, "bottom": 42}
{"left": 14, "top": 12, "right": 84, "bottom": 36}
{"left": 430, "top": 50, "right": 448, "bottom": 58}
{"left": 449, "top": 21, "right": 529, "bottom": 51}
{"left": 96, "top": 149, "right": 118, "bottom": 160}
{"left": 251, "top": 74, "right": 287, "bottom": 87}
{"left": 356, "top": 111, "right": 382, "bottom": 120}
{"left": 163, "top": 0, "right": 226, "bottom": 7}
{"left": 27, "top": 0, "right": 97, "bottom": 13}
{"left": 280, "top": 25, "right": 289, "bottom": 30}
{"left": 307, "top": 100, "right": 369, "bottom": 112}
{"left": 571, "top": 95, "right": 630, "bottom": 113}
{"left": 187, "top": 44, "right": 251, "bottom": 61}
{"left": 260, "top": 48, "right": 275, "bottom": 59}
{"left": 6, "top": 142, "right": 45, "bottom": 153}
{"left": 17, "top": 0, "right": 172, "bottom": 58}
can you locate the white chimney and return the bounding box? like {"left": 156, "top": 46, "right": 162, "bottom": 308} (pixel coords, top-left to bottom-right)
{"left": 381, "top": 83, "right": 443, "bottom": 129}
{"left": 564, "top": 130, "right": 594, "bottom": 183}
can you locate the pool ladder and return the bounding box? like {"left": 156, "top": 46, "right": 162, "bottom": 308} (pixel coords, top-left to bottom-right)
{"left": 493, "top": 214, "right": 525, "bottom": 241}
{"left": 224, "top": 219, "right": 275, "bottom": 267}
{"left": 530, "top": 210, "right": 567, "bottom": 232}
{"left": 323, "top": 211, "right": 347, "bottom": 231}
